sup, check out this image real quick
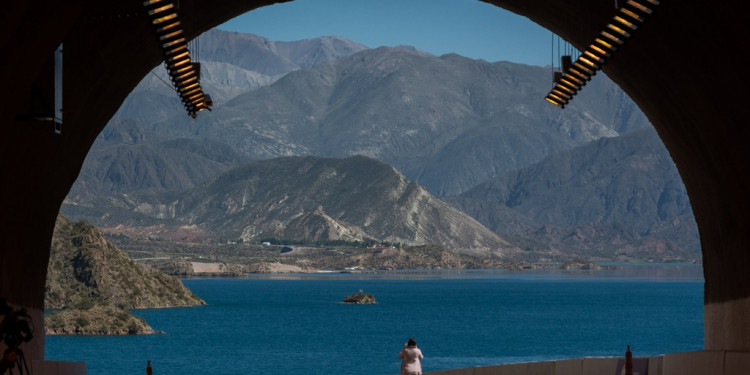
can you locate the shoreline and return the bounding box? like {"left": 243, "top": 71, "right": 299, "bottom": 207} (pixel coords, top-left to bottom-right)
{"left": 181, "top": 263, "right": 704, "bottom": 282}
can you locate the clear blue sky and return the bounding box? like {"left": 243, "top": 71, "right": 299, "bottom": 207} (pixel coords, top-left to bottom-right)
{"left": 218, "top": 0, "right": 554, "bottom": 66}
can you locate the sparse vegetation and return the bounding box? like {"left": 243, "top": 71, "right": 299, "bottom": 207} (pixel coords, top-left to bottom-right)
{"left": 258, "top": 238, "right": 402, "bottom": 249}
{"left": 45, "top": 214, "right": 205, "bottom": 335}
{"left": 45, "top": 306, "right": 156, "bottom": 335}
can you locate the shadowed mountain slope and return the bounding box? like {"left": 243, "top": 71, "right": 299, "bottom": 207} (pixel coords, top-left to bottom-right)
{"left": 445, "top": 127, "right": 700, "bottom": 261}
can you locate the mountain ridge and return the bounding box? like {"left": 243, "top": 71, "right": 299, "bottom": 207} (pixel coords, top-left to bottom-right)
{"left": 60, "top": 31, "right": 697, "bottom": 262}
{"left": 445, "top": 127, "right": 700, "bottom": 261}
{"left": 86, "top": 155, "right": 511, "bottom": 255}
{"left": 89, "top": 40, "right": 651, "bottom": 198}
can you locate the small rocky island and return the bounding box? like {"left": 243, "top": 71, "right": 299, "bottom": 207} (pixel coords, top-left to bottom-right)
{"left": 343, "top": 290, "right": 376, "bottom": 304}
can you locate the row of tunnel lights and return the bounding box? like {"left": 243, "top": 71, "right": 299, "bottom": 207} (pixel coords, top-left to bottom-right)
{"left": 143, "top": 0, "right": 656, "bottom": 114}
{"left": 545, "top": 0, "right": 659, "bottom": 108}
{"left": 143, "top": 0, "right": 213, "bottom": 118}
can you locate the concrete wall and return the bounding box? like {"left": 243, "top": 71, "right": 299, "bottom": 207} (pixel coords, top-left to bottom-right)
{"left": 426, "top": 351, "right": 750, "bottom": 375}
{"left": 31, "top": 361, "right": 86, "bottom": 375}
{"left": 25, "top": 351, "right": 750, "bottom": 375}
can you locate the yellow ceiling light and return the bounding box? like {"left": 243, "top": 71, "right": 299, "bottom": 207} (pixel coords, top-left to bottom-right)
{"left": 567, "top": 67, "right": 591, "bottom": 82}
{"left": 188, "top": 93, "right": 206, "bottom": 102}
{"left": 544, "top": 0, "right": 658, "bottom": 108}
{"left": 175, "top": 70, "right": 197, "bottom": 81}
{"left": 572, "top": 62, "right": 595, "bottom": 75}
{"left": 578, "top": 56, "right": 599, "bottom": 68}
{"left": 180, "top": 82, "right": 200, "bottom": 91}
{"left": 620, "top": 8, "right": 645, "bottom": 22}
{"left": 176, "top": 75, "right": 197, "bottom": 87}
{"left": 594, "top": 38, "right": 616, "bottom": 51}
{"left": 174, "top": 64, "right": 193, "bottom": 74}
{"left": 583, "top": 50, "right": 605, "bottom": 63}
{"left": 555, "top": 83, "right": 577, "bottom": 95}
{"left": 147, "top": 4, "right": 174, "bottom": 16}
{"left": 545, "top": 97, "right": 563, "bottom": 106}
{"left": 165, "top": 44, "right": 187, "bottom": 55}
{"left": 626, "top": 0, "right": 654, "bottom": 14}
{"left": 557, "top": 79, "right": 580, "bottom": 93}
{"left": 162, "top": 37, "right": 185, "bottom": 49}
{"left": 613, "top": 16, "right": 638, "bottom": 30}
{"left": 589, "top": 44, "right": 611, "bottom": 58}
{"left": 159, "top": 30, "right": 183, "bottom": 41}
{"left": 151, "top": 13, "right": 177, "bottom": 25}
{"left": 144, "top": 0, "right": 213, "bottom": 118}
{"left": 166, "top": 51, "right": 189, "bottom": 64}
{"left": 600, "top": 31, "right": 625, "bottom": 45}
{"left": 156, "top": 21, "right": 181, "bottom": 34}
{"left": 546, "top": 93, "right": 567, "bottom": 106}
{"left": 607, "top": 24, "right": 631, "bottom": 38}
{"left": 181, "top": 86, "right": 202, "bottom": 96}
{"left": 551, "top": 89, "right": 572, "bottom": 100}
{"left": 562, "top": 74, "right": 584, "bottom": 86}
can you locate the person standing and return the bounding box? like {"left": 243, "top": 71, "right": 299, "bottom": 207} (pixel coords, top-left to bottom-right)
{"left": 399, "top": 337, "right": 424, "bottom": 375}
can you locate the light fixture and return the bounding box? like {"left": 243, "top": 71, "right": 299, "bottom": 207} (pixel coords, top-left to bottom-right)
{"left": 544, "top": 0, "right": 659, "bottom": 108}
{"left": 567, "top": 67, "right": 590, "bottom": 82}
{"left": 143, "top": 0, "right": 212, "bottom": 118}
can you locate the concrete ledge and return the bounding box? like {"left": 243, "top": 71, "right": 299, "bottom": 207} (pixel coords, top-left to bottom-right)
{"left": 554, "top": 358, "right": 582, "bottom": 375}
{"left": 662, "top": 350, "right": 724, "bottom": 375}
{"left": 648, "top": 355, "right": 663, "bottom": 375}
{"left": 31, "top": 360, "right": 86, "bottom": 375}
{"left": 426, "top": 368, "right": 472, "bottom": 375}
{"left": 428, "top": 367, "right": 474, "bottom": 375}
{"left": 526, "top": 361, "right": 554, "bottom": 375}
{"left": 425, "top": 351, "right": 750, "bottom": 375}
{"left": 724, "top": 351, "right": 750, "bottom": 375}
{"left": 582, "top": 357, "right": 617, "bottom": 375}
{"left": 478, "top": 362, "right": 529, "bottom": 375}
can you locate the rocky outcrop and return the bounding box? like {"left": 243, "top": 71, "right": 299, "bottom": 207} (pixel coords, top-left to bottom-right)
{"left": 45, "top": 214, "right": 205, "bottom": 335}
{"left": 559, "top": 259, "right": 605, "bottom": 270}
{"left": 343, "top": 290, "right": 376, "bottom": 304}
{"left": 46, "top": 214, "right": 205, "bottom": 309}
{"left": 156, "top": 259, "right": 195, "bottom": 276}
{"left": 45, "top": 305, "right": 157, "bottom": 335}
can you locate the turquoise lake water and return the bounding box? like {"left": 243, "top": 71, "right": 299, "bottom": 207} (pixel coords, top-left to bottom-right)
{"left": 45, "top": 266, "right": 704, "bottom": 375}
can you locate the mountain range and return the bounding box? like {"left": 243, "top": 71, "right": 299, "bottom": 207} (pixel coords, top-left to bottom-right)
{"left": 61, "top": 30, "right": 700, "bottom": 262}
{"left": 65, "top": 156, "right": 510, "bottom": 255}
{"left": 147, "top": 40, "right": 650, "bottom": 196}
{"left": 445, "top": 127, "right": 700, "bottom": 261}
{"left": 71, "top": 29, "right": 650, "bottom": 198}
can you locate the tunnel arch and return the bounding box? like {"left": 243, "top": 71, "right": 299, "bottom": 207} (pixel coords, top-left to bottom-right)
{"left": 1, "top": 0, "right": 749, "bottom": 364}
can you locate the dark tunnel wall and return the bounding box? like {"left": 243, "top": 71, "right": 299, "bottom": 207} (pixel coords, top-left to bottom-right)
{"left": 1, "top": 0, "right": 749, "bottom": 361}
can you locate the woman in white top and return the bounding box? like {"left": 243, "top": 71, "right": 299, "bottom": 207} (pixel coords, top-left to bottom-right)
{"left": 399, "top": 337, "right": 424, "bottom": 375}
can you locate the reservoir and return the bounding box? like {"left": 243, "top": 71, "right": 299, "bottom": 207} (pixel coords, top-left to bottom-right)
{"left": 45, "top": 265, "right": 704, "bottom": 375}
